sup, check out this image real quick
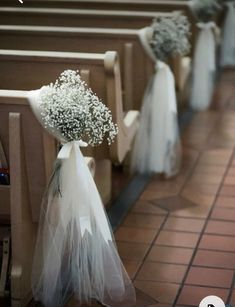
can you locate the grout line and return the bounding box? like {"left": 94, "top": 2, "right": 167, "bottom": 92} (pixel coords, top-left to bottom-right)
{"left": 173, "top": 148, "right": 235, "bottom": 307}
{"left": 132, "top": 212, "right": 169, "bottom": 281}
{"left": 227, "top": 273, "right": 235, "bottom": 304}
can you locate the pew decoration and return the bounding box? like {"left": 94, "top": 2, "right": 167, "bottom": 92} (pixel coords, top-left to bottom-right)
{"left": 27, "top": 70, "right": 136, "bottom": 307}
{"left": 131, "top": 15, "right": 190, "bottom": 177}
{"left": 220, "top": 1, "right": 235, "bottom": 67}
{"left": 189, "top": 0, "right": 221, "bottom": 110}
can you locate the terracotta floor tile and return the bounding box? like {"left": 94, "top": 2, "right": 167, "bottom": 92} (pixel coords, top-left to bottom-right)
{"left": 224, "top": 176, "right": 235, "bottom": 185}
{"left": 199, "top": 234, "right": 235, "bottom": 252}
{"left": 229, "top": 290, "right": 235, "bottom": 304}
{"left": 134, "top": 281, "right": 180, "bottom": 304}
{"left": 205, "top": 220, "right": 235, "bottom": 236}
{"left": 153, "top": 196, "right": 196, "bottom": 212}
{"left": 140, "top": 189, "right": 177, "bottom": 201}
{"left": 193, "top": 250, "right": 235, "bottom": 269}
{"left": 189, "top": 174, "right": 223, "bottom": 185}
{"left": 132, "top": 200, "right": 167, "bottom": 216}
{"left": 115, "top": 226, "right": 157, "bottom": 244}
{"left": 185, "top": 266, "right": 233, "bottom": 288}
{"left": 146, "top": 246, "right": 193, "bottom": 265}
{"left": 134, "top": 288, "right": 158, "bottom": 307}
{"left": 164, "top": 217, "right": 205, "bottom": 233}
{"left": 193, "top": 165, "right": 226, "bottom": 176}
{"left": 181, "top": 189, "right": 215, "bottom": 207}
{"left": 137, "top": 262, "right": 187, "bottom": 283}
{"left": 122, "top": 213, "right": 165, "bottom": 229}
{"left": 146, "top": 180, "right": 182, "bottom": 193}
{"left": 183, "top": 184, "right": 219, "bottom": 196}
{"left": 122, "top": 260, "right": 141, "bottom": 279}
{"left": 177, "top": 285, "right": 229, "bottom": 306}
{"left": 215, "top": 196, "right": 235, "bottom": 208}
{"left": 227, "top": 167, "right": 235, "bottom": 177}
{"left": 170, "top": 203, "right": 211, "bottom": 219}
{"left": 198, "top": 149, "right": 232, "bottom": 166}
{"left": 116, "top": 242, "right": 149, "bottom": 261}
{"left": 211, "top": 208, "right": 235, "bottom": 221}
{"left": 220, "top": 185, "right": 235, "bottom": 197}
{"left": 155, "top": 231, "right": 199, "bottom": 248}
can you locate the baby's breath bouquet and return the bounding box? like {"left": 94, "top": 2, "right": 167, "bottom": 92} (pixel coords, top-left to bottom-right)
{"left": 150, "top": 14, "right": 191, "bottom": 61}
{"left": 39, "top": 70, "right": 118, "bottom": 146}
{"left": 190, "top": 0, "right": 222, "bottom": 22}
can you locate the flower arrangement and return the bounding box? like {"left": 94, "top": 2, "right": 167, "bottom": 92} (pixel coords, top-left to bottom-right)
{"left": 150, "top": 14, "right": 191, "bottom": 61}
{"left": 39, "top": 70, "right": 118, "bottom": 146}
{"left": 190, "top": 0, "right": 222, "bottom": 22}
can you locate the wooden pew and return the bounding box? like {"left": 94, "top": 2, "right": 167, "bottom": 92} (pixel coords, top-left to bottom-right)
{"left": 0, "top": 0, "right": 192, "bottom": 12}
{"left": 0, "top": 7, "right": 174, "bottom": 29}
{"left": 0, "top": 89, "right": 96, "bottom": 307}
{"left": 0, "top": 1, "right": 197, "bottom": 45}
{"left": 0, "top": 25, "right": 152, "bottom": 111}
{"left": 0, "top": 49, "right": 139, "bottom": 202}
{"left": 0, "top": 24, "right": 190, "bottom": 110}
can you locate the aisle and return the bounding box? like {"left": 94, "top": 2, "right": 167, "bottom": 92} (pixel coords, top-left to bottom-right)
{"left": 114, "top": 69, "right": 235, "bottom": 307}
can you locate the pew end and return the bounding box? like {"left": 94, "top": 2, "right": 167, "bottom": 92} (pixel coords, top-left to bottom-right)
{"left": 0, "top": 90, "right": 96, "bottom": 306}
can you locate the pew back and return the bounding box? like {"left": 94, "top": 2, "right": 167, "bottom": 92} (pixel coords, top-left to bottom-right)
{"left": 0, "top": 7, "right": 174, "bottom": 28}
{"left": 0, "top": 91, "right": 56, "bottom": 222}
{"left": 0, "top": 25, "right": 154, "bottom": 110}
{"left": 0, "top": 49, "right": 139, "bottom": 164}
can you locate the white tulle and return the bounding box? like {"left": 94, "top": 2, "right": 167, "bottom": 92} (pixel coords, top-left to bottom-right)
{"left": 131, "top": 27, "right": 181, "bottom": 177}
{"left": 190, "top": 22, "right": 216, "bottom": 111}
{"left": 220, "top": 2, "right": 235, "bottom": 67}
{"left": 27, "top": 87, "right": 135, "bottom": 307}
{"left": 31, "top": 141, "right": 136, "bottom": 307}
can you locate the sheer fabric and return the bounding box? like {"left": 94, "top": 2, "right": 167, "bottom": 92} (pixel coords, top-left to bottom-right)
{"left": 220, "top": 2, "right": 235, "bottom": 67}
{"left": 28, "top": 90, "right": 136, "bottom": 307}
{"left": 190, "top": 22, "right": 216, "bottom": 110}
{"left": 131, "top": 27, "right": 181, "bottom": 178}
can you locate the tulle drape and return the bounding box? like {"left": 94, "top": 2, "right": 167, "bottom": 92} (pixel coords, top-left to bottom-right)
{"left": 131, "top": 27, "right": 181, "bottom": 177}
{"left": 27, "top": 85, "right": 135, "bottom": 307}
{"left": 190, "top": 22, "right": 216, "bottom": 111}
{"left": 31, "top": 142, "right": 136, "bottom": 307}
{"left": 220, "top": 2, "right": 235, "bottom": 67}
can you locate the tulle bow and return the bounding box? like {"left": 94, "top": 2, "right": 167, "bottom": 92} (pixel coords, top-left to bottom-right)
{"left": 131, "top": 27, "right": 181, "bottom": 177}
{"left": 197, "top": 21, "right": 216, "bottom": 30}
{"left": 190, "top": 20, "right": 216, "bottom": 110}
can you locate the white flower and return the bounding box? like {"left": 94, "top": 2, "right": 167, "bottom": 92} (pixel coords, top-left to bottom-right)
{"left": 39, "top": 70, "right": 118, "bottom": 146}
{"left": 150, "top": 14, "right": 191, "bottom": 61}
{"left": 191, "top": 0, "right": 222, "bottom": 22}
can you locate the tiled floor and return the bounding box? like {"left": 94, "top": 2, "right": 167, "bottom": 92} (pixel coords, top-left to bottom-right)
{"left": 114, "top": 69, "right": 235, "bottom": 307}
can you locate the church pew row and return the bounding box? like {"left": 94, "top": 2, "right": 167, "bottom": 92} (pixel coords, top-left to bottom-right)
{"left": 0, "top": 22, "right": 191, "bottom": 110}
{"left": 0, "top": 25, "right": 153, "bottom": 111}
{"left": 0, "top": 90, "right": 96, "bottom": 307}
{"left": 0, "top": 25, "right": 181, "bottom": 111}
{"left": 0, "top": 7, "right": 174, "bottom": 29}
{"left": 0, "top": 1, "right": 198, "bottom": 50}
{"left": 0, "top": 49, "right": 139, "bottom": 203}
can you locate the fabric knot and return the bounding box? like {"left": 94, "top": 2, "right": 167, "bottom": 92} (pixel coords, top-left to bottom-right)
{"left": 197, "top": 21, "right": 216, "bottom": 30}
{"left": 156, "top": 60, "right": 167, "bottom": 70}
{"left": 57, "top": 140, "right": 88, "bottom": 159}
